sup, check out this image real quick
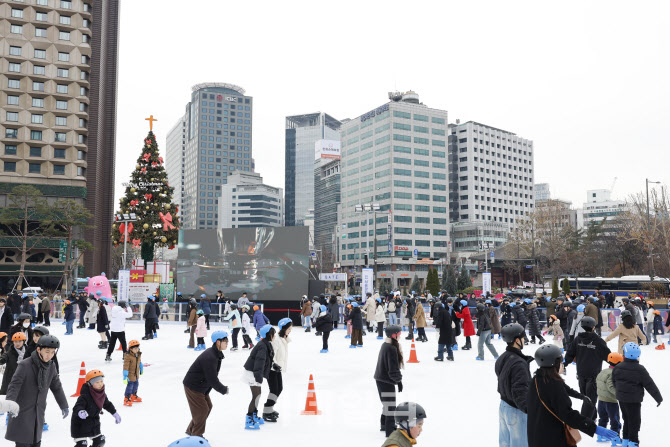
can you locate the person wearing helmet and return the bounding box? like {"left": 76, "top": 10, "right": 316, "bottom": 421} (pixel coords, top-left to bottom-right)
{"left": 595, "top": 353, "right": 624, "bottom": 444}
{"left": 252, "top": 305, "right": 270, "bottom": 342}
{"left": 300, "top": 296, "right": 312, "bottom": 332}
{"left": 526, "top": 300, "right": 545, "bottom": 345}
{"left": 242, "top": 324, "right": 277, "bottom": 430}
{"left": 4, "top": 335, "right": 69, "bottom": 446}
{"left": 85, "top": 293, "right": 99, "bottom": 330}
{"left": 186, "top": 298, "right": 198, "bottom": 347}
{"left": 345, "top": 300, "right": 364, "bottom": 347}
{"left": 584, "top": 296, "right": 601, "bottom": 335}
{"left": 26, "top": 326, "right": 59, "bottom": 371}
{"left": 612, "top": 343, "right": 663, "bottom": 447}
{"left": 527, "top": 344, "right": 616, "bottom": 447}
{"left": 382, "top": 401, "right": 426, "bottom": 446}
{"left": 168, "top": 436, "right": 211, "bottom": 447}
{"left": 105, "top": 300, "right": 133, "bottom": 362}
{"left": 223, "top": 303, "right": 242, "bottom": 350}
{"left": 8, "top": 312, "right": 33, "bottom": 344}
{"left": 262, "top": 318, "right": 292, "bottom": 422}
{"left": 0, "top": 332, "right": 28, "bottom": 394}
{"left": 194, "top": 310, "right": 208, "bottom": 351}
{"left": 0, "top": 296, "right": 14, "bottom": 334}
{"left": 563, "top": 316, "right": 610, "bottom": 419}
{"left": 313, "top": 304, "right": 333, "bottom": 353}
{"left": 96, "top": 298, "right": 110, "bottom": 350}
{"left": 182, "top": 331, "right": 230, "bottom": 437}
{"left": 455, "top": 300, "right": 475, "bottom": 350}
{"left": 495, "top": 323, "right": 533, "bottom": 446}
{"left": 142, "top": 296, "right": 157, "bottom": 340}
{"left": 474, "top": 303, "right": 499, "bottom": 361}
{"left": 510, "top": 300, "right": 529, "bottom": 345}
{"left": 71, "top": 369, "right": 121, "bottom": 446}
{"left": 605, "top": 310, "right": 647, "bottom": 354}
{"left": 240, "top": 305, "right": 255, "bottom": 350}
{"left": 569, "top": 304, "right": 587, "bottom": 342}
{"left": 123, "top": 340, "right": 143, "bottom": 406}
{"left": 64, "top": 298, "right": 76, "bottom": 335}
{"left": 199, "top": 294, "right": 212, "bottom": 330}
{"left": 375, "top": 324, "right": 404, "bottom": 437}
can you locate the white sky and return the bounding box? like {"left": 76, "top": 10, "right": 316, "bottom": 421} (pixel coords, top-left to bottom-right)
{"left": 114, "top": 0, "right": 670, "bottom": 209}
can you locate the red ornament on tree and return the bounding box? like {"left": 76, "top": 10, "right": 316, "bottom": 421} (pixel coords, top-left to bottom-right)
{"left": 151, "top": 162, "right": 158, "bottom": 168}
{"left": 144, "top": 193, "right": 152, "bottom": 201}
{"left": 158, "top": 157, "right": 164, "bottom": 165}
{"left": 143, "top": 153, "right": 151, "bottom": 162}
{"left": 140, "top": 167, "right": 147, "bottom": 174}
{"left": 130, "top": 199, "right": 139, "bottom": 207}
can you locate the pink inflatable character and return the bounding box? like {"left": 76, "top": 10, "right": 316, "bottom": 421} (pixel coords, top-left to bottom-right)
{"left": 84, "top": 272, "right": 113, "bottom": 300}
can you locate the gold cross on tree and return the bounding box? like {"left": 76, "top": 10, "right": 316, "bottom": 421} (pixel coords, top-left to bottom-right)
{"left": 145, "top": 115, "right": 158, "bottom": 131}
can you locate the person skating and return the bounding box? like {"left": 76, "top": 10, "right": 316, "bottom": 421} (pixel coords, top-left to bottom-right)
{"left": 563, "top": 316, "right": 610, "bottom": 419}
{"left": 500, "top": 298, "right": 513, "bottom": 327}
{"left": 186, "top": 298, "right": 198, "bottom": 348}
{"left": 96, "top": 298, "right": 110, "bottom": 350}
{"left": 223, "top": 304, "right": 241, "bottom": 351}
{"left": 300, "top": 298, "right": 313, "bottom": 332}
{"left": 240, "top": 305, "right": 254, "bottom": 350}
{"left": 252, "top": 305, "right": 269, "bottom": 341}
{"left": 242, "top": 324, "right": 277, "bottom": 429}
{"left": 263, "top": 318, "right": 291, "bottom": 422}
{"left": 85, "top": 294, "right": 99, "bottom": 330}
{"left": 4, "top": 335, "right": 69, "bottom": 446}
{"left": 651, "top": 309, "right": 664, "bottom": 345}
{"left": 194, "top": 310, "right": 208, "bottom": 351}
{"left": 160, "top": 298, "right": 169, "bottom": 321}
{"left": 39, "top": 295, "right": 51, "bottom": 327}
{"left": 122, "top": 340, "right": 143, "bottom": 406}
{"left": 510, "top": 301, "right": 529, "bottom": 344}
{"left": 0, "top": 332, "right": 27, "bottom": 395}
{"left": 605, "top": 311, "right": 646, "bottom": 354}
{"left": 434, "top": 301, "right": 454, "bottom": 361}
{"left": 182, "top": 331, "right": 229, "bottom": 438}
{"left": 328, "top": 296, "right": 340, "bottom": 329}
{"left": 0, "top": 297, "right": 13, "bottom": 334}
{"left": 405, "top": 297, "right": 417, "bottom": 340}
{"left": 374, "top": 324, "right": 404, "bottom": 437}
{"left": 526, "top": 344, "right": 618, "bottom": 447}
{"left": 346, "top": 302, "right": 364, "bottom": 348}
{"left": 71, "top": 369, "right": 121, "bottom": 446}
{"left": 314, "top": 305, "right": 333, "bottom": 353}
{"left": 543, "top": 315, "right": 564, "bottom": 350}
{"left": 364, "top": 292, "right": 376, "bottom": 333}
{"left": 612, "top": 342, "right": 663, "bottom": 447}
{"left": 8, "top": 313, "right": 33, "bottom": 342}
{"left": 487, "top": 299, "right": 502, "bottom": 340}
{"left": 76, "top": 294, "right": 88, "bottom": 329}
{"left": 596, "top": 352, "right": 624, "bottom": 445}
{"left": 141, "top": 296, "right": 157, "bottom": 340}
{"left": 455, "top": 300, "right": 474, "bottom": 350}
{"left": 381, "top": 402, "right": 426, "bottom": 447}
{"left": 526, "top": 300, "right": 546, "bottom": 344}
{"left": 412, "top": 300, "right": 428, "bottom": 342}
{"left": 475, "top": 303, "right": 499, "bottom": 361}
{"left": 375, "top": 299, "right": 386, "bottom": 340}
{"left": 199, "top": 294, "right": 212, "bottom": 330}
{"left": 106, "top": 300, "right": 133, "bottom": 362}
{"left": 63, "top": 300, "right": 76, "bottom": 335}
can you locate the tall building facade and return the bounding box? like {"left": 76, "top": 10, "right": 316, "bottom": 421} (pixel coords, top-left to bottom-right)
{"left": 535, "top": 183, "right": 550, "bottom": 203}
{"left": 218, "top": 171, "right": 283, "bottom": 228}
{"left": 0, "top": 0, "right": 119, "bottom": 284}
{"left": 314, "top": 157, "right": 340, "bottom": 271}
{"left": 337, "top": 92, "right": 450, "bottom": 290}
{"left": 285, "top": 112, "right": 340, "bottom": 227}
{"left": 583, "top": 189, "right": 626, "bottom": 229}
{"left": 166, "top": 82, "right": 254, "bottom": 230}
{"left": 165, "top": 115, "right": 186, "bottom": 223}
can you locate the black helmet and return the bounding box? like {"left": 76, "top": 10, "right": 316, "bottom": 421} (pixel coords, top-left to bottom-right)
{"left": 189, "top": 298, "right": 197, "bottom": 306}
{"left": 535, "top": 344, "right": 562, "bottom": 368}
{"left": 580, "top": 316, "right": 596, "bottom": 331}
{"left": 501, "top": 323, "right": 526, "bottom": 343}
{"left": 476, "top": 303, "right": 485, "bottom": 312}
{"left": 18, "top": 312, "right": 31, "bottom": 321}
{"left": 385, "top": 325, "right": 402, "bottom": 338}
{"left": 620, "top": 310, "right": 632, "bottom": 319}
{"left": 33, "top": 326, "right": 49, "bottom": 336}
{"left": 622, "top": 297, "right": 630, "bottom": 303}
{"left": 394, "top": 402, "right": 427, "bottom": 430}
{"left": 36, "top": 334, "right": 60, "bottom": 349}
{"left": 118, "top": 300, "right": 128, "bottom": 308}
{"left": 231, "top": 303, "right": 238, "bottom": 310}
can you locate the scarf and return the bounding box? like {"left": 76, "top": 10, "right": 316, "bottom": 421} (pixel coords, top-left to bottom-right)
{"left": 30, "top": 350, "right": 51, "bottom": 391}
{"left": 16, "top": 345, "right": 26, "bottom": 362}
{"left": 89, "top": 384, "right": 107, "bottom": 409}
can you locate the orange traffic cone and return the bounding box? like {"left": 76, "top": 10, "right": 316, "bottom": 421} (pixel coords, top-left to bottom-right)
{"left": 71, "top": 361, "right": 86, "bottom": 397}
{"left": 300, "top": 374, "right": 322, "bottom": 415}
{"left": 655, "top": 343, "right": 666, "bottom": 350}
{"left": 407, "top": 342, "right": 420, "bottom": 363}
{"left": 116, "top": 343, "right": 123, "bottom": 351}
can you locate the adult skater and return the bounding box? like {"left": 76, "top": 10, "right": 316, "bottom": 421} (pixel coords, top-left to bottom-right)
{"left": 313, "top": 305, "right": 333, "bottom": 353}
{"left": 605, "top": 310, "right": 647, "bottom": 354}
{"left": 0, "top": 297, "right": 13, "bottom": 333}
{"left": 475, "top": 303, "right": 499, "bottom": 361}
{"left": 382, "top": 401, "right": 426, "bottom": 447}
{"left": 328, "top": 296, "right": 340, "bottom": 329}
{"left": 434, "top": 301, "right": 454, "bottom": 361}
{"left": 300, "top": 297, "right": 312, "bottom": 332}
{"left": 106, "top": 300, "right": 133, "bottom": 361}
{"left": 77, "top": 294, "right": 88, "bottom": 328}
{"left": 186, "top": 298, "right": 198, "bottom": 347}
{"left": 526, "top": 300, "right": 545, "bottom": 344}
{"left": 263, "top": 317, "right": 292, "bottom": 422}
{"left": 96, "top": 298, "right": 110, "bottom": 350}
{"left": 141, "top": 296, "right": 157, "bottom": 340}
{"left": 413, "top": 300, "right": 428, "bottom": 342}
{"left": 223, "top": 303, "right": 241, "bottom": 351}
{"left": 85, "top": 294, "right": 99, "bottom": 330}
{"left": 510, "top": 301, "right": 529, "bottom": 343}
{"left": 495, "top": 323, "right": 532, "bottom": 447}
{"left": 182, "top": 331, "right": 230, "bottom": 438}
{"left": 405, "top": 297, "right": 417, "bottom": 340}
{"left": 527, "top": 344, "right": 618, "bottom": 447}
{"left": 346, "top": 302, "right": 364, "bottom": 348}
{"left": 40, "top": 295, "right": 51, "bottom": 327}
{"left": 455, "top": 300, "right": 475, "bottom": 350}
{"left": 243, "top": 324, "right": 276, "bottom": 430}
{"left": 364, "top": 292, "right": 376, "bottom": 333}
{"left": 374, "top": 324, "right": 404, "bottom": 437}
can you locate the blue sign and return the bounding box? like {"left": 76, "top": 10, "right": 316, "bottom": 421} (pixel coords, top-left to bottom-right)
{"left": 490, "top": 251, "right": 495, "bottom": 258}
{"left": 413, "top": 249, "right": 418, "bottom": 257}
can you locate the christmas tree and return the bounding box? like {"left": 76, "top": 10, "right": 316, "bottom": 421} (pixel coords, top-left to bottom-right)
{"left": 112, "top": 118, "right": 180, "bottom": 262}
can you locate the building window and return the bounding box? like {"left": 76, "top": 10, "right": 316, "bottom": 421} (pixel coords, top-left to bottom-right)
{"left": 8, "top": 79, "right": 20, "bottom": 89}
{"left": 59, "top": 15, "right": 71, "bottom": 25}
{"left": 61, "top": 1, "right": 72, "bottom": 9}
{"left": 31, "top": 97, "right": 44, "bottom": 108}
{"left": 58, "top": 52, "right": 70, "bottom": 62}
{"left": 77, "top": 166, "right": 86, "bottom": 177}
{"left": 30, "top": 147, "right": 42, "bottom": 157}
{"left": 82, "top": 34, "right": 89, "bottom": 43}
{"left": 31, "top": 114, "right": 43, "bottom": 124}
{"left": 79, "top": 87, "right": 88, "bottom": 96}
{"left": 35, "top": 12, "right": 48, "bottom": 21}
{"left": 78, "top": 118, "right": 86, "bottom": 127}
{"left": 11, "top": 8, "right": 24, "bottom": 18}
{"left": 7, "top": 95, "right": 19, "bottom": 105}
{"left": 33, "top": 65, "right": 46, "bottom": 75}
{"left": 78, "top": 134, "right": 86, "bottom": 144}
{"left": 9, "top": 46, "right": 22, "bottom": 56}
{"left": 33, "top": 82, "right": 45, "bottom": 91}
{"left": 10, "top": 24, "right": 23, "bottom": 34}
{"left": 31, "top": 130, "right": 43, "bottom": 140}
{"left": 53, "top": 165, "right": 66, "bottom": 175}
{"left": 4, "top": 145, "right": 18, "bottom": 155}
{"left": 8, "top": 63, "right": 21, "bottom": 73}
{"left": 81, "top": 55, "right": 90, "bottom": 64}
{"left": 4, "top": 162, "right": 17, "bottom": 173}
{"left": 57, "top": 68, "right": 69, "bottom": 78}
{"left": 56, "top": 116, "right": 67, "bottom": 126}
{"left": 34, "top": 49, "right": 46, "bottom": 59}
{"left": 6, "top": 112, "right": 19, "bottom": 122}
{"left": 56, "top": 100, "right": 68, "bottom": 110}
{"left": 54, "top": 148, "right": 66, "bottom": 158}
{"left": 56, "top": 84, "right": 68, "bottom": 94}
{"left": 6, "top": 129, "right": 19, "bottom": 139}
{"left": 35, "top": 28, "right": 47, "bottom": 37}
{"left": 29, "top": 163, "right": 42, "bottom": 174}
{"left": 55, "top": 133, "right": 66, "bottom": 143}
{"left": 77, "top": 150, "right": 86, "bottom": 160}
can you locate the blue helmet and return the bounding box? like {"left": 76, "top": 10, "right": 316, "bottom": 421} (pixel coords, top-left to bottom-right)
{"left": 524, "top": 299, "right": 532, "bottom": 304}
{"left": 485, "top": 300, "right": 491, "bottom": 304}
{"left": 200, "top": 294, "right": 206, "bottom": 298}
{"left": 509, "top": 302, "right": 516, "bottom": 307}
{"left": 352, "top": 302, "right": 359, "bottom": 308}
{"left": 211, "top": 331, "right": 228, "bottom": 344}
{"left": 168, "top": 436, "right": 211, "bottom": 447}
{"left": 278, "top": 318, "right": 293, "bottom": 329}
{"left": 623, "top": 342, "right": 641, "bottom": 360}
{"left": 460, "top": 300, "right": 468, "bottom": 307}
{"left": 196, "top": 309, "right": 204, "bottom": 315}
{"left": 147, "top": 295, "right": 154, "bottom": 301}
{"left": 259, "top": 324, "right": 273, "bottom": 339}
{"left": 577, "top": 304, "right": 585, "bottom": 312}
{"left": 320, "top": 304, "right": 327, "bottom": 313}
{"left": 177, "top": 292, "right": 182, "bottom": 296}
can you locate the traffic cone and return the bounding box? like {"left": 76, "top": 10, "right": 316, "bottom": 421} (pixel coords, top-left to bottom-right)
{"left": 71, "top": 362, "right": 86, "bottom": 397}
{"left": 655, "top": 343, "right": 666, "bottom": 350}
{"left": 407, "top": 342, "right": 420, "bottom": 363}
{"left": 300, "top": 374, "right": 322, "bottom": 415}
{"left": 116, "top": 343, "right": 123, "bottom": 351}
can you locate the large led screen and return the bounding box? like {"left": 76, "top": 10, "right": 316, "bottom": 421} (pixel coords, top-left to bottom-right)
{"left": 177, "top": 227, "right": 309, "bottom": 300}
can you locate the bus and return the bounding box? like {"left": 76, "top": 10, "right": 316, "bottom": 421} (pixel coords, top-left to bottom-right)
{"left": 557, "top": 276, "right": 670, "bottom": 298}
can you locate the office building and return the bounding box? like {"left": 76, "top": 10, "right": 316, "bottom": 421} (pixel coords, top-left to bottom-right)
{"left": 218, "top": 171, "right": 282, "bottom": 228}
{"left": 535, "top": 183, "right": 550, "bottom": 203}
{"left": 314, "top": 155, "right": 340, "bottom": 271}
{"left": 337, "top": 91, "right": 450, "bottom": 290}
{"left": 583, "top": 189, "right": 627, "bottom": 229}
{"left": 285, "top": 112, "right": 340, "bottom": 227}
{"left": 450, "top": 221, "right": 509, "bottom": 252}
{"left": 0, "top": 0, "right": 120, "bottom": 284}
{"left": 165, "top": 82, "right": 254, "bottom": 230}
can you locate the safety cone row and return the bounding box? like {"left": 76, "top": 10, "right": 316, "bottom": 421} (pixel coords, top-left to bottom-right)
{"left": 71, "top": 361, "right": 86, "bottom": 397}
{"left": 655, "top": 343, "right": 666, "bottom": 350}
{"left": 407, "top": 340, "right": 420, "bottom": 363}
{"left": 300, "top": 374, "right": 322, "bottom": 415}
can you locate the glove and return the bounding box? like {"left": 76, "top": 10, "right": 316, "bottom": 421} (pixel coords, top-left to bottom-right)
{"left": 398, "top": 382, "right": 403, "bottom": 392}
{"left": 4, "top": 400, "right": 19, "bottom": 417}
{"left": 123, "top": 370, "right": 129, "bottom": 385}
{"left": 272, "top": 362, "right": 282, "bottom": 372}
{"left": 78, "top": 410, "right": 88, "bottom": 419}
{"left": 595, "top": 426, "right": 618, "bottom": 440}
{"left": 113, "top": 412, "right": 122, "bottom": 424}
{"left": 242, "top": 328, "right": 247, "bottom": 334}
{"left": 582, "top": 395, "right": 593, "bottom": 408}
{"left": 139, "top": 363, "right": 144, "bottom": 375}
{"left": 62, "top": 407, "right": 69, "bottom": 419}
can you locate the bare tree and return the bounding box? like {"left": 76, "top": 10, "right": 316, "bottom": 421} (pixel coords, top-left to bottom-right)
{"left": 52, "top": 199, "right": 94, "bottom": 293}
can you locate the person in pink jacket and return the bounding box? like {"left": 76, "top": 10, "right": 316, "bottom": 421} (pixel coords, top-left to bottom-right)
{"left": 455, "top": 300, "right": 475, "bottom": 350}
{"left": 194, "top": 310, "right": 208, "bottom": 351}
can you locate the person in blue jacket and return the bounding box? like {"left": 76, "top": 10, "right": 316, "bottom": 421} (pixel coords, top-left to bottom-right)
{"left": 199, "top": 294, "right": 212, "bottom": 330}
{"left": 252, "top": 305, "right": 270, "bottom": 341}
{"left": 64, "top": 299, "right": 76, "bottom": 335}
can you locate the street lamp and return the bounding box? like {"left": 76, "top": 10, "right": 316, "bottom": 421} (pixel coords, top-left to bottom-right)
{"left": 355, "top": 203, "right": 381, "bottom": 288}
{"left": 115, "top": 213, "right": 138, "bottom": 270}
{"left": 646, "top": 179, "right": 661, "bottom": 283}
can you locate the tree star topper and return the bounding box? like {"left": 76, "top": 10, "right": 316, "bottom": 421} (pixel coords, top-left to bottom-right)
{"left": 145, "top": 115, "right": 158, "bottom": 131}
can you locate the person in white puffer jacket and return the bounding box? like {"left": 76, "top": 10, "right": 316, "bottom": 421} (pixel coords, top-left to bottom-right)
{"left": 105, "top": 301, "right": 133, "bottom": 361}
{"left": 262, "top": 317, "right": 292, "bottom": 422}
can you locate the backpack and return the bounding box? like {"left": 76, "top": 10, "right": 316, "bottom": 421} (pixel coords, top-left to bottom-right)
{"left": 388, "top": 302, "right": 396, "bottom": 312}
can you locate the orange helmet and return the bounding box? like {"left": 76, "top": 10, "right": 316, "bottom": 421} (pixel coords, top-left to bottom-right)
{"left": 128, "top": 340, "right": 140, "bottom": 348}
{"left": 647, "top": 300, "right": 654, "bottom": 306}
{"left": 0, "top": 332, "right": 7, "bottom": 339}
{"left": 607, "top": 352, "right": 624, "bottom": 365}
{"left": 29, "top": 301, "right": 33, "bottom": 305}
{"left": 653, "top": 310, "right": 660, "bottom": 316}
{"left": 549, "top": 314, "right": 558, "bottom": 321}
{"left": 85, "top": 370, "right": 104, "bottom": 384}
{"left": 64, "top": 300, "right": 71, "bottom": 305}
{"left": 253, "top": 305, "right": 259, "bottom": 311}
{"left": 12, "top": 332, "right": 27, "bottom": 341}
{"left": 346, "top": 304, "right": 352, "bottom": 309}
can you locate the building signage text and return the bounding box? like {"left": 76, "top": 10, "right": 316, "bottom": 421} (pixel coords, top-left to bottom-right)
{"left": 360, "top": 103, "right": 389, "bottom": 122}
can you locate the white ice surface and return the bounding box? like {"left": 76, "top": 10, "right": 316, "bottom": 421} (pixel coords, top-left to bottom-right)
{"left": 2, "top": 320, "right": 667, "bottom": 446}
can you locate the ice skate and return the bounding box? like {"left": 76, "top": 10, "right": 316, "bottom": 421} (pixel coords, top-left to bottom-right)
{"left": 263, "top": 412, "right": 278, "bottom": 422}
{"left": 349, "top": 345, "right": 357, "bottom": 349}
{"left": 597, "top": 435, "right": 609, "bottom": 442}
{"left": 320, "top": 349, "right": 328, "bottom": 353}
{"left": 245, "top": 414, "right": 259, "bottom": 430}
{"left": 123, "top": 397, "right": 133, "bottom": 407}
{"left": 253, "top": 411, "right": 265, "bottom": 425}
{"left": 305, "top": 327, "right": 311, "bottom": 332}
{"left": 105, "top": 354, "right": 112, "bottom": 362}
{"left": 446, "top": 355, "right": 454, "bottom": 361}
{"left": 475, "top": 356, "right": 484, "bottom": 361}
{"left": 357, "top": 344, "right": 363, "bottom": 348}
{"left": 610, "top": 436, "right": 622, "bottom": 446}
{"left": 131, "top": 394, "right": 142, "bottom": 403}
{"left": 376, "top": 336, "right": 383, "bottom": 340}
{"left": 42, "top": 422, "right": 48, "bottom": 431}
{"left": 434, "top": 356, "right": 443, "bottom": 361}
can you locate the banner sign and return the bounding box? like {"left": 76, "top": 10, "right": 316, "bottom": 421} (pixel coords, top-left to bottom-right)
{"left": 117, "top": 270, "right": 130, "bottom": 303}
{"left": 361, "top": 268, "right": 374, "bottom": 299}
{"left": 483, "top": 272, "right": 492, "bottom": 295}
{"left": 128, "top": 283, "right": 159, "bottom": 301}
{"left": 319, "top": 273, "right": 347, "bottom": 282}
{"left": 159, "top": 283, "right": 175, "bottom": 302}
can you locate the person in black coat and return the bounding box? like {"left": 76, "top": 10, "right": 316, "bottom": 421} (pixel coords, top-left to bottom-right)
{"left": 8, "top": 314, "right": 33, "bottom": 344}
{"left": 0, "top": 334, "right": 28, "bottom": 395}
{"left": 313, "top": 306, "right": 333, "bottom": 352}
{"left": 328, "top": 296, "right": 340, "bottom": 329}
{"left": 77, "top": 294, "right": 88, "bottom": 328}
{"left": 8, "top": 293, "right": 22, "bottom": 318}
{"left": 450, "top": 298, "right": 462, "bottom": 348}
{"left": 405, "top": 298, "right": 416, "bottom": 340}
{"left": 511, "top": 303, "right": 529, "bottom": 343}
{"left": 243, "top": 325, "right": 277, "bottom": 428}
{"left": 96, "top": 299, "right": 110, "bottom": 350}
{"left": 182, "top": 331, "right": 229, "bottom": 437}
{"left": 142, "top": 296, "right": 157, "bottom": 340}
{"left": 0, "top": 297, "right": 14, "bottom": 333}
{"left": 71, "top": 372, "right": 121, "bottom": 446}
{"left": 500, "top": 299, "right": 513, "bottom": 327}
{"left": 345, "top": 303, "right": 364, "bottom": 347}
{"left": 374, "top": 325, "right": 404, "bottom": 437}
{"left": 435, "top": 303, "right": 454, "bottom": 361}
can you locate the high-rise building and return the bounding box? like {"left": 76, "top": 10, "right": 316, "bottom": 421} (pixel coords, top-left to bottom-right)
{"left": 0, "top": 0, "right": 119, "bottom": 284}
{"left": 535, "top": 183, "right": 551, "bottom": 204}
{"left": 314, "top": 156, "right": 340, "bottom": 272}
{"left": 337, "top": 91, "right": 450, "bottom": 291}
{"left": 166, "top": 83, "right": 254, "bottom": 230}
{"left": 218, "top": 171, "right": 283, "bottom": 228}
{"left": 583, "top": 189, "right": 626, "bottom": 229}
{"left": 285, "top": 112, "right": 340, "bottom": 227}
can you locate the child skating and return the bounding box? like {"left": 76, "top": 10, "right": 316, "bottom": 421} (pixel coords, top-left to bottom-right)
{"left": 314, "top": 305, "right": 333, "bottom": 353}
{"left": 72, "top": 369, "right": 121, "bottom": 446}
{"left": 195, "top": 310, "right": 207, "bottom": 351}
{"left": 240, "top": 305, "right": 254, "bottom": 350}
{"left": 252, "top": 305, "right": 269, "bottom": 341}
{"left": 122, "top": 340, "right": 143, "bottom": 406}
{"left": 596, "top": 352, "right": 624, "bottom": 445}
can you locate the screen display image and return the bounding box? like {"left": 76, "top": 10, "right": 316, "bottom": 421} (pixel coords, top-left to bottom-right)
{"left": 177, "top": 227, "right": 309, "bottom": 301}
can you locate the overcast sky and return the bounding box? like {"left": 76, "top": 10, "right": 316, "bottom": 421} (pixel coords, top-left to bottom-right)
{"left": 114, "top": 0, "right": 670, "bottom": 209}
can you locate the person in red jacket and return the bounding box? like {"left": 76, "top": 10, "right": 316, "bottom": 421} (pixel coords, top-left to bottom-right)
{"left": 455, "top": 300, "right": 475, "bottom": 350}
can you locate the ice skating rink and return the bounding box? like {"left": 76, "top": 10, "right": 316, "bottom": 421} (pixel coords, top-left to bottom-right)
{"left": 5, "top": 320, "right": 667, "bottom": 446}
